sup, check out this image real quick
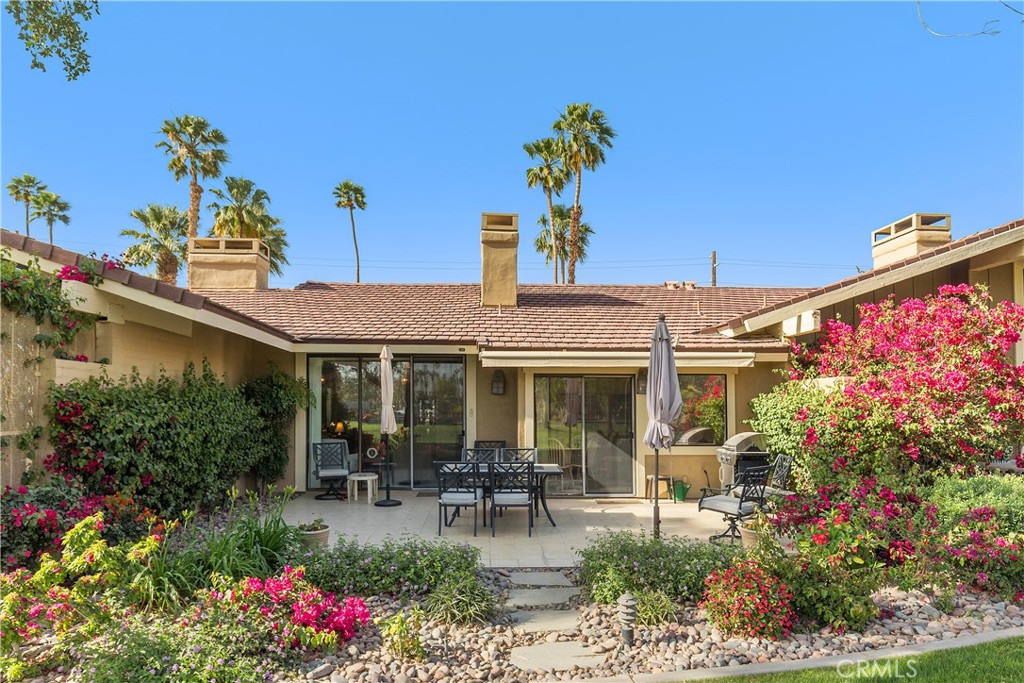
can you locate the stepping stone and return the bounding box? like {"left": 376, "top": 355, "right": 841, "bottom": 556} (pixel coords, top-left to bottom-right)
{"left": 509, "top": 642, "right": 605, "bottom": 672}
{"left": 509, "top": 571, "right": 573, "bottom": 587}
{"left": 505, "top": 588, "right": 579, "bottom": 608}
{"left": 509, "top": 609, "right": 579, "bottom": 633}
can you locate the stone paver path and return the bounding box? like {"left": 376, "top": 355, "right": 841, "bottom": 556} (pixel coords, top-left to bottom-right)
{"left": 505, "top": 587, "right": 580, "bottom": 608}
{"left": 509, "top": 571, "right": 574, "bottom": 587}
{"left": 506, "top": 572, "right": 610, "bottom": 673}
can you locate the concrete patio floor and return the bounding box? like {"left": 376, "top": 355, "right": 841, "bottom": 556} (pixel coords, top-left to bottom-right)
{"left": 283, "top": 489, "right": 728, "bottom": 568}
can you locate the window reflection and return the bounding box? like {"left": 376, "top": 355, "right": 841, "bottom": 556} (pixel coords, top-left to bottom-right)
{"left": 673, "top": 375, "right": 726, "bottom": 445}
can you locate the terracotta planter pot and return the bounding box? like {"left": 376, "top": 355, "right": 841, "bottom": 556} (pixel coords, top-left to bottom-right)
{"left": 298, "top": 527, "right": 330, "bottom": 549}
{"left": 740, "top": 525, "right": 799, "bottom": 556}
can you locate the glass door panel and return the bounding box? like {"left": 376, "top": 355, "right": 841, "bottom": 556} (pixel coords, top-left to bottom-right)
{"left": 583, "top": 376, "right": 634, "bottom": 495}
{"left": 534, "top": 377, "right": 584, "bottom": 494}
{"left": 360, "top": 359, "right": 411, "bottom": 489}
{"left": 411, "top": 358, "right": 465, "bottom": 488}
{"left": 310, "top": 359, "right": 359, "bottom": 489}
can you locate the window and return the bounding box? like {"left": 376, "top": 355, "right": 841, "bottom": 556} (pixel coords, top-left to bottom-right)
{"left": 673, "top": 374, "right": 726, "bottom": 445}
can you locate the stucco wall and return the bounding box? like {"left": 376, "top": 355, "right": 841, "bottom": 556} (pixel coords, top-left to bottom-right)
{"left": 474, "top": 361, "right": 519, "bottom": 447}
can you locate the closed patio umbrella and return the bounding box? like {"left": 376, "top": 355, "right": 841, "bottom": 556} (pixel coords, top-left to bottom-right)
{"left": 643, "top": 314, "right": 682, "bottom": 538}
{"left": 375, "top": 345, "right": 401, "bottom": 507}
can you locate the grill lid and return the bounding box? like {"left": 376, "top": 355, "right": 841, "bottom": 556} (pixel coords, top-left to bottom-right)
{"left": 717, "top": 431, "right": 768, "bottom": 456}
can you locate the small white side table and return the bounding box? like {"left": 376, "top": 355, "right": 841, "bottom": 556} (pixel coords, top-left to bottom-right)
{"left": 347, "top": 473, "right": 379, "bottom": 505}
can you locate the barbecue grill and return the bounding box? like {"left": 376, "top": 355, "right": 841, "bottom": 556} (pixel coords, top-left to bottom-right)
{"left": 716, "top": 432, "right": 770, "bottom": 490}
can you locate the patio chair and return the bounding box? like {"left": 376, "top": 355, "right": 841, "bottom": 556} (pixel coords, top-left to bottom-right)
{"left": 698, "top": 465, "right": 771, "bottom": 543}
{"left": 463, "top": 447, "right": 501, "bottom": 463}
{"left": 735, "top": 453, "right": 795, "bottom": 498}
{"left": 312, "top": 441, "right": 350, "bottom": 501}
{"left": 474, "top": 440, "right": 506, "bottom": 450}
{"left": 500, "top": 448, "right": 537, "bottom": 463}
{"left": 489, "top": 462, "right": 535, "bottom": 537}
{"left": 434, "top": 461, "right": 485, "bottom": 537}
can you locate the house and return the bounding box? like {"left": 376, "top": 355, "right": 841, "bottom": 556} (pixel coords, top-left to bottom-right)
{"left": 2, "top": 212, "right": 1021, "bottom": 496}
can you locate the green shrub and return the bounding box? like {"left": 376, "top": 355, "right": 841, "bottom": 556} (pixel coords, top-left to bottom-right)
{"left": 928, "top": 475, "right": 1024, "bottom": 533}
{"left": 378, "top": 607, "right": 427, "bottom": 661}
{"left": 295, "top": 535, "right": 481, "bottom": 597}
{"left": 635, "top": 589, "right": 677, "bottom": 626}
{"left": 46, "top": 362, "right": 264, "bottom": 514}
{"left": 423, "top": 572, "right": 498, "bottom": 625}
{"left": 575, "top": 530, "right": 740, "bottom": 604}
{"left": 241, "top": 367, "right": 314, "bottom": 490}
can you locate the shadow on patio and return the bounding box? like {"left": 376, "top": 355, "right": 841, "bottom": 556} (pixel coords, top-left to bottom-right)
{"left": 283, "top": 490, "right": 727, "bottom": 568}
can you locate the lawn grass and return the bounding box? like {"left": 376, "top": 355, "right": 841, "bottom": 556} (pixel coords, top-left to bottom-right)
{"left": 690, "top": 636, "right": 1024, "bottom": 682}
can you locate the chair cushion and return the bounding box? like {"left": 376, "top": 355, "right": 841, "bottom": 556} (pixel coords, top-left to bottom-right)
{"left": 319, "top": 468, "right": 349, "bottom": 478}
{"left": 440, "top": 489, "right": 483, "bottom": 505}
{"left": 492, "top": 493, "right": 530, "bottom": 506}
{"left": 700, "top": 495, "right": 756, "bottom": 516}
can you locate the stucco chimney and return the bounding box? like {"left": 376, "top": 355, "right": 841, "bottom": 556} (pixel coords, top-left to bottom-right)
{"left": 188, "top": 237, "right": 270, "bottom": 290}
{"left": 870, "top": 213, "right": 951, "bottom": 270}
{"left": 480, "top": 213, "right": 518, "bottom": 308}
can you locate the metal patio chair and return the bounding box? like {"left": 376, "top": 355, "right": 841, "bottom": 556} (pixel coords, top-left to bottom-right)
{"left": 435, "top": 461, "right": 484, "bottom": 537}
{"left": 698, "top": 465, "right": 771, "bottom": 543}
{"left": 489, "top": 462, "right": 535, "bottom": 537}
{"left": 312, "top": 441, "right": 350, "bottom": 501}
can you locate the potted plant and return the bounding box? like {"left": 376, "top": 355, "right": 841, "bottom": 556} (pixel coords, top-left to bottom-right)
{"left": 296, "top": 518, "right": 330, "bottom": 548}
{"left": 742, "top": 514, "right": 798, "bottom": 556}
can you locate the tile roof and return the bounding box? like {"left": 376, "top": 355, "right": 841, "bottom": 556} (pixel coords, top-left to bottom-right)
{"left": 203, "top": 283, "right": 809, "bottom": 351}
{"left": 1, "top": 229, "right": 293, "bottom": 341}
{"left": 703, "top": 217, "right": 1024, "bottom": 334}
{"left": 2, "top": 228, "right": 807, "bottom": 351}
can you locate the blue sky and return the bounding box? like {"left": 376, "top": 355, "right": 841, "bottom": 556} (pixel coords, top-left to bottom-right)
{"left": 2, "top": 1, "right": 1022, "bottom": 289}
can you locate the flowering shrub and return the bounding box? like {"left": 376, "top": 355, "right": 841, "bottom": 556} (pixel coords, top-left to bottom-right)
{"left": 932, "top": 507, "right": 1023, "bottom": 601}
{"left": 701, "top": 559, "right": 796, "bottom": 639}
{"left": 576, "top": 530, "right": 741, "bottom": 604}
{"left": 0, "top": 480, "right": 105, "bottom": 568}
{"left": 297, "top": 535, "right": 483, "bottom": 598}
{"left": 45, "top": 362, "right": 266, "bottom": 513}
{"left": 193, "top": 567, "right": 369, "bottom": 651}
{"left": 752, "top": 285, "right": 1024, "bottom": 490}
{"left": 929, "top": 475, "right": 1024, "bottom": 534}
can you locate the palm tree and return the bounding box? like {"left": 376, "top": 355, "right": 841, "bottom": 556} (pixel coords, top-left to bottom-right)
{"left": 207, "top": 176, "right": 289, "bottom": 276}
{"left": 120, "top": 205, "right": 188, "bottom": 285}
{"left": 534, "top": 204, "right": 594, "bottom": 284}
{"left": 552, "top": 103, "right": 615, "bottom": 284}
{"left": 332, "top": 181, "right": 367, "bottom": 283}
{"left": 156, "top": 115, "right": 229, "bottom": 239}
{"left": 30, "top": 191, "right": 70, "bottom": 245}
{"left": 524, "top": 138, "right": 570, "bottom": 284}
{"left": 7, "top": 174, "right": 47, "bottom": 237}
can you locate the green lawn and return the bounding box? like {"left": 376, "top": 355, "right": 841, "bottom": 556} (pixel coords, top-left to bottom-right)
{"left": 690, "top": 636, "right": 1024, "bottom": 683}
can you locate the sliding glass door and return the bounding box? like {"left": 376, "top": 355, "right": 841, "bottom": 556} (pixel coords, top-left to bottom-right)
{"left": 309, "top": 355, "right": 463, "bottom": 490}
{"left": 535, "top": 375, "right": 635, "bottom": 496}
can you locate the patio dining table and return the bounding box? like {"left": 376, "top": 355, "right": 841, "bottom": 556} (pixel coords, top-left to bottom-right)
{"left": 475, "top": 462, "right": 563, "bottom": 527}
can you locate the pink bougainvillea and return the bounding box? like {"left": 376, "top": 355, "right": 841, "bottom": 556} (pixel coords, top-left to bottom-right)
{"left": 758, "top": 285, "right": 1024, "bottom": 487}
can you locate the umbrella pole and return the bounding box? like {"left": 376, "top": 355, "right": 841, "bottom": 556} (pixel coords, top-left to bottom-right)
{"left": 375, "top": 433, "right": 401, "bottom": 507}
{"left": 653, "top": 447, "right": 661, "bottom": 539}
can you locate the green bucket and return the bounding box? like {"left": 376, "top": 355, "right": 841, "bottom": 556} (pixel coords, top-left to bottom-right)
{"left": 673, "top": 480, "right": 691, "bottom": 501}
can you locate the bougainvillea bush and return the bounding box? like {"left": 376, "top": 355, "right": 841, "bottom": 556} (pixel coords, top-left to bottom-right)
{"left": 701, "top": 558, "right": 796, "bottom": 639}
{"left": 752, "top": 285, "right": 1024, "bottom": 490}
{"left": 45, "top": 362, "right": 265, "bottom": 514}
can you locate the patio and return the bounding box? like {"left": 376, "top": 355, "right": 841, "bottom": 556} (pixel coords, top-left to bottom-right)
{"left": 283, "top": 490, "right": 725, "bottom": 567}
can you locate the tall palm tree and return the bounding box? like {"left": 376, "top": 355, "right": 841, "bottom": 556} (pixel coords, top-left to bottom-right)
{"left": 120, "top": 205, "right": 188, "bottom": 285}
{"left": 156, "top": 115, "right": 229, "bottom": 239}
{"left": 552, "top": 103, "right": 615, "bottom": 284}
{"left": 30, "top": 191, "right": 70, "bottom": 245}
{"left": 534, "top": 204, "right": 594, "bottom": 284}
{"left": 207, "top": 176, "right": 289, "bottom": 276}
{"left": 332, "top": 181, "right": 367, "bottom": 283}
{"left": 524, "top": 137, "right": 570, "bottom": 284}
{"left": 7, "top": 174, "right": 47, "bottom": 237}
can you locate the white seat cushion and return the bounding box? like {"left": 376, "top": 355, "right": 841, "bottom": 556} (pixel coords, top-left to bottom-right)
{"left": 700, "top": 495, "right": 756, "bottom": 516}
{"left": 440, "top": 489, "right": 483, "bottom": 505}
{"left": 492, "top": 493, "right": 530, "bottom": 506}
{"left": 319, "top": 468, "right": 349, "bottom": 478}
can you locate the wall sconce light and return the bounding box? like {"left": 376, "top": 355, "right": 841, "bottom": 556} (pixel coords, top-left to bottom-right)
{"left": 490, "top": 369, "right": 506, "bottom": 395}
{"left": 636, "top": 369, "right": 648, "bottom": 394}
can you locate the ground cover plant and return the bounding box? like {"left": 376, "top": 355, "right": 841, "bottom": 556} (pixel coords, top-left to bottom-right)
{"left": 576, "top": 529, "right": 741, "bottom": 607}
{"left": 294, "top": 534, "right": 482, "bottom": 598}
